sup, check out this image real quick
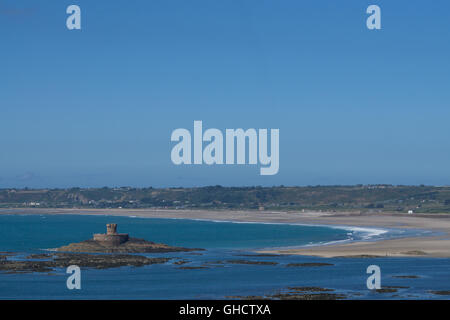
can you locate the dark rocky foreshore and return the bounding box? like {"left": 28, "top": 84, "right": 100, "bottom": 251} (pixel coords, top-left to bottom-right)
{"left": 0, "top": 252, "right": 170, "bottom": 274}
{"left": 227, "top": 286, "right": 347, "bottom": 300}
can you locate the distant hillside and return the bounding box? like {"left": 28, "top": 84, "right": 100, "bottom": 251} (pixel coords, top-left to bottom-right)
{"left": 1, "top": 185, "right": 450, "bottom": 213}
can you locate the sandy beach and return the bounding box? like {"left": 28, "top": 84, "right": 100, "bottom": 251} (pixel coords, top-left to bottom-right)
{"left": 2, "top": 208, "right": 450, "bottom": 258}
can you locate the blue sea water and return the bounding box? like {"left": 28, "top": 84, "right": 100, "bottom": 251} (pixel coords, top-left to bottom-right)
{"left": 0, "top": 214, "right": 449, "bottom": 299}
{"left": 0, "top": 214, "right": 354, "bottom": 252}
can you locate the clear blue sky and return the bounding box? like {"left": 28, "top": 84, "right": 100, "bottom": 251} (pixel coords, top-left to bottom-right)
{"left": 1, "top": 0, "right": 450, "bottom": 188}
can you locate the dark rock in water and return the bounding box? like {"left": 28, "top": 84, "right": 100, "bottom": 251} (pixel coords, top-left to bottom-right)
{"left": 429, "top": 290, "right": 450, "bottom": 296}
{"left": 225, "top": 295, "right": 269, "bottom": 300}
{"left": 177, "top": 266, "right": 209, "bottom": 270}
{"left": 335, "top": 255, "right": 382, "bottom": 258}
{"left": 375, "top": 288, "right": 398, "bottom": 293}
{"left": 275, "top": 286, "right": 345, "bottom": 299}
{"left": 173, "top": 259, "right": 190, "bottom": 265}
{"left": 56, "top": 224, "right": 202, "bottom": 253}
{"left": 227, "top": 291, "right": 345, "bottom": 300}
{"left": 0, "top": 252, "right": 170, "bottom": 274}
{"left": 270, "top": 292, "right": 346, "bottom": 300}
{"left": 236, "top": 254, "right": 281, "bottom": 257}
{"left": 225, "top": 260, "right": 278, "bottom": 266}
{"left": 287, "top": 287, "right": 334, "bottom": 292}
{"left": 372, "top": 285, "right": 409, "bottom": 294}
{"left": 226, "top": 285, "right": 346, "bottom": 300}
{"left": 286, "top": 262, "right": 334, "bottom": 267}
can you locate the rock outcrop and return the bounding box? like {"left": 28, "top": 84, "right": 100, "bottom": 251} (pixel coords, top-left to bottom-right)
{"left": 56, "top": 223, "right": 202, "bottom": 253}
{"left": 0, "top": 253, "right": 170, "bottom": 273}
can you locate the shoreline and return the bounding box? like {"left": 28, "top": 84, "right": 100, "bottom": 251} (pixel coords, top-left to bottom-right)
{"left": 2, "top": 208, "right": 450, "bottom": 258}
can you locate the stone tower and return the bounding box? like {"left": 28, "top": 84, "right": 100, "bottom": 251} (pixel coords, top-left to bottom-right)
{"left": 107, "top": 223, "right": 118, "bottom": 235}
{"left": 93, "top": 223, "right": 129, "bottom": 245}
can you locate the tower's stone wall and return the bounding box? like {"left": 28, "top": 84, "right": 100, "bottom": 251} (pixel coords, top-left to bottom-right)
{"left": 93, "top": 224, "right": 129, "bottom": 245}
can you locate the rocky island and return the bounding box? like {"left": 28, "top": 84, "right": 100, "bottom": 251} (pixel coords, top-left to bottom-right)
{"left": 0, "top": 224, "right": 202, "bottom": 274}
{"left": 57, "top": 223, "right": 201, "bottom": 253}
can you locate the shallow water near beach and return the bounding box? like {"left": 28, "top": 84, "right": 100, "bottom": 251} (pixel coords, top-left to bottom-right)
{"left": 0, "top": 214, "right": 449, "bottom": 299}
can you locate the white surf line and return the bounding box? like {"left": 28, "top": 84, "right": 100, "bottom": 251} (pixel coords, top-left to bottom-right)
{"left": 120, "top": 215, "right": 393, "bottom": 245}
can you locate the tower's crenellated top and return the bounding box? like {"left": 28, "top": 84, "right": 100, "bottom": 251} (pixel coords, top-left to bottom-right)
{"left": 106, "top": 223, "right": 118, "bottom": 235}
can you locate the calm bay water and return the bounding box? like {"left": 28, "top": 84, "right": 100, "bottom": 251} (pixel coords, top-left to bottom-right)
{"left": 0, "top": 214, "right": 449, "bottom": 299}
{"left": 0, "top": 214, "right": 352, "bottom": 252}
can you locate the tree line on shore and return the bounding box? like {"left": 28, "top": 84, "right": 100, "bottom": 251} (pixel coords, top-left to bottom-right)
{"left": 1, "top": 185, "right": 450, "bottom": 213}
